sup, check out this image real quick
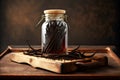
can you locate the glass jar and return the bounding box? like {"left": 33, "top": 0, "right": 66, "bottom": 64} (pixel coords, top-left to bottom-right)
{"left": 41, "top": 9, "right": 68, "bottom": 54}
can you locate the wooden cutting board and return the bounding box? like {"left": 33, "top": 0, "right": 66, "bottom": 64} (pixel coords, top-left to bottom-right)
{"left": 10, "top": 52, "right": 108, "bottom": 73}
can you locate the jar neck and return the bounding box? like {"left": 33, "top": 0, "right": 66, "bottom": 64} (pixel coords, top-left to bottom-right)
{"left": 45, "top": 14, "right": 65, "bottom": 21}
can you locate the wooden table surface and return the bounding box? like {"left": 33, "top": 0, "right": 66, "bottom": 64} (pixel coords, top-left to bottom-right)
{"left": 0, "top": 45, "right": 120, "bottom": 79}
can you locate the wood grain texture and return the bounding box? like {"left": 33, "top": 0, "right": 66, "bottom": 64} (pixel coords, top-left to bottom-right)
{"left": 0, "top": 46, "right": 120, "bottom": 79}
{"left": 10, "top": 52, "right": 78, "bottom": 73}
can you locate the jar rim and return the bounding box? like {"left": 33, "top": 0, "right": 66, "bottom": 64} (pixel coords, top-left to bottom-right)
{"left": 44, "top": 9, "right": 66, "bottom": 14}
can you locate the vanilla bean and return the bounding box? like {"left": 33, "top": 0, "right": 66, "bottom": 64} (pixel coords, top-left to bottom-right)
{"left": 26, "top": 40, "right": 35, "bottom": 51}
{"left": 68, "top": 45, "right": 96, "bottom": 58}
{"left": 24, "top": 40, "right": 42, "bottom": 55}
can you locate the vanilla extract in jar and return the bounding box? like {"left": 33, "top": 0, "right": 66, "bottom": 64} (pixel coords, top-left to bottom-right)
{"left": 41, "top": 9, "right": 68, "bottom": 54}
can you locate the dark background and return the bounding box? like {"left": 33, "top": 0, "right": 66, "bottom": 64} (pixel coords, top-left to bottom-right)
{"left": 0, "top": 0, "right": 120, "bottom": 53}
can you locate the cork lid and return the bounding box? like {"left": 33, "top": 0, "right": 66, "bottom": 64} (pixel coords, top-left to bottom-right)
{"left": 44, "top": 9, "right": 66, "bottom": 14}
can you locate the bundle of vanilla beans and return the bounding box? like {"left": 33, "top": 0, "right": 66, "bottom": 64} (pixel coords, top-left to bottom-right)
{"left": 42, "top": 20, "right": 67, "bottom": 53}
{"left": 24, "top": 41, "right": 96, "bottom": 60}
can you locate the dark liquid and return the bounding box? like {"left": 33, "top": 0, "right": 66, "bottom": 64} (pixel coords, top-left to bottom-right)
{"left": 42, "top": 20, "right": 67, "bottom": 54}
